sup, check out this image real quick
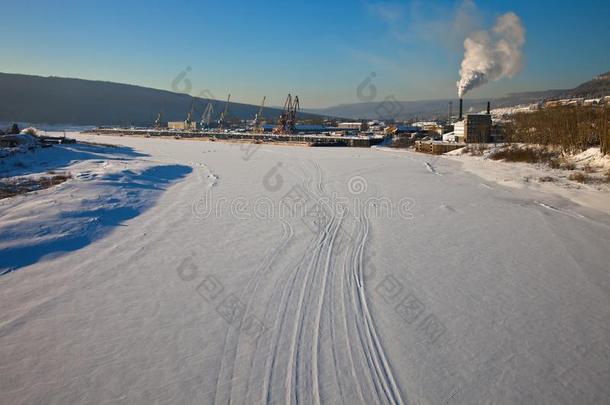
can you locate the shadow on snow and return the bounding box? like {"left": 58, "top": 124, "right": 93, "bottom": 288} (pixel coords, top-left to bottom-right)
{"left": 0, "top": 164, "right": 192, "bottom": 274}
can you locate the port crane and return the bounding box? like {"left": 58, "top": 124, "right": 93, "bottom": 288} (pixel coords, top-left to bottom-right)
{"left": 154, "top": 112, "right": 163, "bottom": 128}
{"left": 253, "top": 96, "right": 266, "bottom": 133}
{"left": 185, "top": 99, "right": 195, "bottom": 129}
{"left": 201, "top": 102, "right": 214, "bottom": 128}
{"left": 218, "top": 94, "right": 231, "bottom": 130}
{"left": 273, "top": 94, "right": 300, "bottom": 134}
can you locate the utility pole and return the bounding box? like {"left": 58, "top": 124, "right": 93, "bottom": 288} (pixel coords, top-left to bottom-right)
{"left": 448, "top": 101, "right": 453, "bottom": 122}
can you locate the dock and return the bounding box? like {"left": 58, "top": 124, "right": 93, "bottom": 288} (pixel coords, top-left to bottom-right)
{"left": 84, "top": 128, "right": 385, "bottom": 148}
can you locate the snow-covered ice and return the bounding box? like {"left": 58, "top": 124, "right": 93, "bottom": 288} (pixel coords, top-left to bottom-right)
{"left": 1, "top": 133, "right": 610, "bottom": 404}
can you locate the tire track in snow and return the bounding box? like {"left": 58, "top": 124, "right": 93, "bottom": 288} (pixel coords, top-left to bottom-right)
{"left": 311, "top": 214, "right": 344, "bottom": 404}
{"left": 336, "top": 242, "right": 368, "bottom": 404}
{"left": 353, "top": 214, "right": 404, "bottom": 405}
{"left": 286, "top": 215, "right": 337, "bottom": 404}
{"left": 213, "top": 220, "right": 294, "bottom": 404}
{"left": 281, "top": 161, "right": 340, "bottom": 404}
{"left": 347, "top": 215, "right": 386, "bottom": 403}
{"left": 225, "top": 160, "right": 407, "bottom": 404}
{"left": 327, "top": 240, "right": 355, "bottom": 403}
{"left": 536, "top": 201, "right": 585, "bottom": 219}
{"left": 222, "top": 220, "right": 295, "bottom": 403}
{"left": 424, "top": 161, "right": 441, "bottom": 175}
{"left": 261, "top": 167, "right": 323, "bottom": 404}
{"left": 336, "top": 186, "right": 404, "bottom": 405}
{"left": 260, "top": 239, "right": 317, "bottom": 404}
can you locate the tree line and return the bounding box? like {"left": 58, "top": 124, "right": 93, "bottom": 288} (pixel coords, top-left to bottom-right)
{"left": 505, "top": 105, "right": 609, "bottom": 155}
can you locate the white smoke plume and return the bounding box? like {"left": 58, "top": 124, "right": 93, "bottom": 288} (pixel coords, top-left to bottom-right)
{"left": 457, "top": 12, "right": 525, "bottom": 98}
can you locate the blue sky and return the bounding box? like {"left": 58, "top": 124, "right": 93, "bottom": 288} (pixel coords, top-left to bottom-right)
{"left": 1, "top": 0, "right": 609, "bottom": 108}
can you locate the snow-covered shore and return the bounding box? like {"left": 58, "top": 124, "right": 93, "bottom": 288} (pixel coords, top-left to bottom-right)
{"left": 442, "top": 145, "right": 610, "bottom": 215}
{"left": 1, "top": 133, "right": 609, "bottom": 404}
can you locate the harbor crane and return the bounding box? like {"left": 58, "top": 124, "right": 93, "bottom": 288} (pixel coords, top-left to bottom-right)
{"left": 201, "top": 102, "right": 214, "bottom": 128}
{"left": 273, "top": 94, "right": 300, "bottom": 134}
{"left": 185, "top": 99, "right": 195, "bottom": 129}
{"left": 218, "top": 94, "right": 231, "bottom": 130}
{"left": 154, "top": 112, "right": 163, "bottom": 128}
{"left": 253, "top": 96, "right": 266, "bottom": 133}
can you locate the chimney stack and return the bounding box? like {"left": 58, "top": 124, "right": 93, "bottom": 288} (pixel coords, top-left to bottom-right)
{"left": 487, "top": 101, "right": 491, "bottom": 115}
{"left": 459, "top": 98, "right": 463, "bottom": 121}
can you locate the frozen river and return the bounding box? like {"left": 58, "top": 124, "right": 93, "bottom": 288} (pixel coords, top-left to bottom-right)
{"left": 1, "top": 134, "right": 609, "bottom": 404}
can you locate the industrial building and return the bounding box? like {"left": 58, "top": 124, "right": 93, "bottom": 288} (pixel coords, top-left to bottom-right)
{"left": 441, "top": 99, "right": 492, "bottom": 143}
{"left": 168, "top": 121, "right": 197, "bottom": 130}
{"left": 412, "top": 121, "right": 444, "bottom": 135}
{"left": 463, "top": 114, "right": 492, "bottom": 143}
{"left": 450, "top": 121, "right": 465, "bottom": 142}
{"left": 337, "top": 122, "right": 364, "bottom": 131}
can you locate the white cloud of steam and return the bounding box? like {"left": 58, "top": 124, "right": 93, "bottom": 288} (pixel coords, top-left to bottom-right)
{"left": 457, "top": 12, "right": 525, "bottom": 98}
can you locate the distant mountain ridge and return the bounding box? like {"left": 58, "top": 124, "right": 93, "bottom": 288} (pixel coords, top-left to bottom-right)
{"left": 505, "top": 70, "right": 610, "bottom": 101}
{"left": 2, "top": 71, "right": 609, "bottom": 124}
{"left": 0, "top": 73, "right": 321, "bottom": 126}
{"left": 305, "top": 70, "right": 610, "bottom": 120}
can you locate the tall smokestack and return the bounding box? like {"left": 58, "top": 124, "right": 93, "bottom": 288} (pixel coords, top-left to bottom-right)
{"left": 487, "top": 101, "right": 491, "bottom": 115}
{"left": 459, "top": 98, "right": 463, "bottom": 121}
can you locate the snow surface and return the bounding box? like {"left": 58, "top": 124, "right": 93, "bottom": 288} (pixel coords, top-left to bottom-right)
{"left": 444, "top": 146, "right": 610, "bottom": 215}
{"left": 1, "top": 133, "right": 610, "bottom": 404}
